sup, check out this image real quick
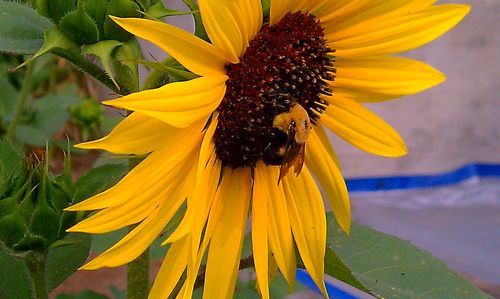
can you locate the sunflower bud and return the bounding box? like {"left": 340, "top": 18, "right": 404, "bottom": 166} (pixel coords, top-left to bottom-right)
{"left": 70, "top": 98, "right": 104, "bottom": 141}
{"left": 0, "top": 142, "right": 74, "bottom": 253}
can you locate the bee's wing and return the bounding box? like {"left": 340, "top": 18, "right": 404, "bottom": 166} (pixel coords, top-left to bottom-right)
{"left": 293, "top": 143, "right": 306, "bottom": 176}
{"left": 278, "top": 129, "right": 303, "bottom": 183}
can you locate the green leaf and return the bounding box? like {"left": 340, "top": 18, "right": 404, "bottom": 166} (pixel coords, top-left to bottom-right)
{"left": 326, "top": 214, "right": 491, "bottom": 299}
{"left": 14, "top": 84, "right": 80, "bottom": 147}
{"left": 0, "top": 1, "right": 53, "bottom": 54}
{"left": 0, "top": 248, "right": 33, "bottom": 299}
{"left": 73, "top": 163, "right": 127, "bottom": 204}
{"left": 91, "top": 228, "right": 126, "bottom": 254}
{"left": 46, "top": 233, "right": 92, "bottom": 291}
{"left": 56, "top": 290, "right": 110, "bottom": 299}
{"left": 59, "top": 4, "right": 100, "bottom": 44}
{"left": 110, "top": 286, "right": 125, "bottom": 299}
{"left": 324, "top": 245, "right": 370, "bottom": 293}
{"left": 146, "top": 1, "right": 194, "bottom": 19}
{"left": 0, "top": 72, "right": 18, "bottom": 118}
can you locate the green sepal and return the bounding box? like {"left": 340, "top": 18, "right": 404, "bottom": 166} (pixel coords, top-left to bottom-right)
{"left": 103, "top": 0, "right": 142, "bottom": 42}
{"left": 47, "top": 0, "right": 76, "bottom": 24}
{"left": 59, "top": 1, "right": 100, "bottom": 45}
{"left": 29, "top": 168, "right": 60, "bottom": 247}
{"left": 140, "top": 58, "right": 198, "bottom": 82}
{"left": 15, "top": 27, "right": 78, "bottom": 70}
{"left": 47, "top": 182, "right": 70, "bottom": 215}
{"left": 12, "top": 234, "right": 46, "bottom": 252}
{"left": 57, "top": 211, "right": 76, "bottom": 240}
{"left": 146, "top": 1, "right": 194, "bottom": 19}
{"left": 0, "top": 175, "right": 31, "bottom": 218}
{"left": 135, "top": 0, "right": 151, "bottom": 11}
{"left": 112, "top": 39, "right": 141, "bottom": 92}
{"left": 0, "top": 214, "right": 27, "bottom": 248}
{"left": 29, "top": 200, "right": 60, "bottom": 247}
{"left": 82, "top": 40, "right": 122, "bottom": 89}
{"left": 83, "top": 0, "right": 109, "bottom": 36}
{"left": 142, "top": 69, "right": 170, "bottom": 90}
{"left": 55, "top": 151, "right": 76, "bottom": 198}
{"left": 262, "top": 0, "right": 271, "bottom": 18}
{"left": 35, "top": 0, "right": 50, "bottom": 18}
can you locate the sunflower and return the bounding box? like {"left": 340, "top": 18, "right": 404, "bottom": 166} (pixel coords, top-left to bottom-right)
{"left": 66, "top": 0, "right": 469, "bottom": 298}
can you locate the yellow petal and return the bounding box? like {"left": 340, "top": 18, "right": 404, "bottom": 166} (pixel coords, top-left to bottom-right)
{"left": 331, "top": 4, "right": 471, "bottom": 58}
{"left": 164, "top": 118, "right": 219, "bottom": 244}
{"left": 283, "top": 168, "right": 328, "bottom": 298}
{"left": 75, "top": 112, "right": 183, "bottom": 154}
{"left": 334, "top": 87, "right": 401, "bottom": 103}
{"left": 241, "top": 0, "right": 263, "bottom": 42}
{"left": 111, "top": 17, "right": 228, "bottom": 76}
{"left": 169, "top": 122, "right": 221, "bottom": 299}
{"left": 270, "top": 0, "right": 292, "bottom": 25}
{"left": 293, "top": 0, "right": 329, "bottom": 14}
{"left": 313, "top": 124, "right": 341, "bottom": 168}
{"left": 321, "top": 96, "right": 407, "bottom": 157}
{"left": 200, "top": 0, "right": 261, "bottom": 61}
{"left": 149, "top": 237, "right": 190, "bottom": 299}
{"left": 181, "top": 163, "right": 241, "bottom": 299}
{"left": 66, "top": 122, "right": 204, "bottom": 211}
{"left": 67, "top": 157, "right": 194, "bottom": 233}
{"left": 203, "top": 168, "right": 252, "bottom": 299}
{"left": 333, "top": 57, "right": 445, "bottom": 102}
{"left": 103, "top": 76, "right": 227, "bottom": 128}
{"left": 252, "top": 163, "right": 271, "bottom": 299}
{"left": 316, "top": 0, "right": 379, "bottom": 23}
{"left": 80, "top": 160, "right": 196, "bottom": 269}
{"left": 265, "top": 166, "right": 296, "bottom": 287}
{"left": 306, "top": 129, "right": 350, "bottom": 234}
{"left": 322, "top": 0, "right": 437, "bottom": 39}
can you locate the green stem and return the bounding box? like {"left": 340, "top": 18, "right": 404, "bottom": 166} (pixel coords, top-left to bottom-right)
{"left": 6, "top": 62, "right": 34, "bottom": 142}
{"left": 127, "top": 157, "right": 150, "bottom": 299}
{"left": 127, "top": 231, "right": 150, "bottom": 299}
{"left": 25, "top": 253, "right": 48, "bottom": 299}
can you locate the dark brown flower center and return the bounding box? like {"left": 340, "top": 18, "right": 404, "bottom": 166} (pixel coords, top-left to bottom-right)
{"left": 213, "top": 12, "right": 335, "bottom": 169}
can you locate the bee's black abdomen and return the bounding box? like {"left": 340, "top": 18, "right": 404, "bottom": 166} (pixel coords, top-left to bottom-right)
{"left": 262, "top": 129, "right": 288, "bottom": 166}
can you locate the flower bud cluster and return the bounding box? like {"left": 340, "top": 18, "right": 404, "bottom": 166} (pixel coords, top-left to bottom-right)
{"left": 0, "top": 142, "right": 75, "bottom": 253}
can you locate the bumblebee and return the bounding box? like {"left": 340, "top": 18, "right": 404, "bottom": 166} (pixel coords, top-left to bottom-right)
{"left": 263, "top": 103, "right": 312, "bottom": 183}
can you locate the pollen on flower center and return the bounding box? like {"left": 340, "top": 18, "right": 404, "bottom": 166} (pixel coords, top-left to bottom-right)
{"left": 213, "top": 12, "right": 335, "bottom": 169}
